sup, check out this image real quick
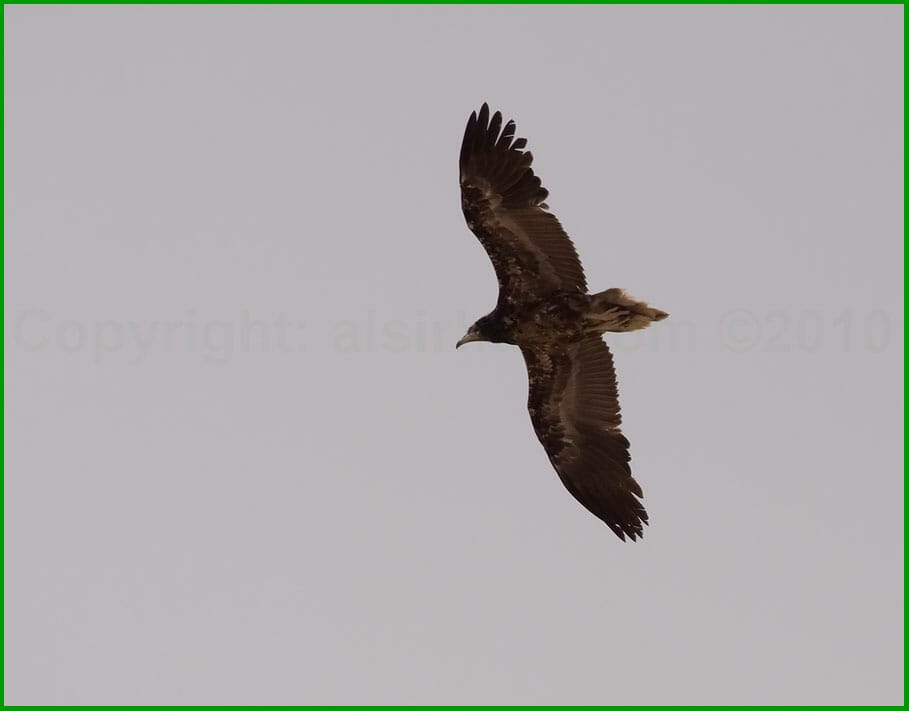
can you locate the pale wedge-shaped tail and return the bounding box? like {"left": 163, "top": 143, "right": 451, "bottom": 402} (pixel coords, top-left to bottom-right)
{"left": 589, "top": 288, "right": 669, "bottom": 333}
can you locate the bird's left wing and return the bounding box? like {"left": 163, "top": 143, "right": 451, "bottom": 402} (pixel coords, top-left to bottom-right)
{"left": 521, "top": 337, "right": 648, "bottom": 541}
{"left": 460, "top": 104, "right": 587, "bottom": 307}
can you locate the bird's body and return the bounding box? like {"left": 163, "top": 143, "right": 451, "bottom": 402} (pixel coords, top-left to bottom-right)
{"left": 469, "top": 294, "right": 589, "bottom": 346}
{"left": 456, "top": 104, "right": 668, "bottom": 541}
{"left": 465, "top": 289, "right": 666, "bottom": 348}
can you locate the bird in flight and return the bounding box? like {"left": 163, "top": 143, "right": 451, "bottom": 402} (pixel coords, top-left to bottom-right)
{"left": 456, "top": 104, "right": 668, "bottom": 541}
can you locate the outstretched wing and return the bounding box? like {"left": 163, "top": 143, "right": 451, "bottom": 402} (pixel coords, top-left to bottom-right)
{"left": 522, "top": 337, "right": 648, "bottom": 541}
{"left": 459, "top": 103, "right": 587, "bottom": 307}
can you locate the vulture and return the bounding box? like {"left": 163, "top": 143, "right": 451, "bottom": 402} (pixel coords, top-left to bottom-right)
{"left": 456, "top": 104, "right": 668, "bottom": 541}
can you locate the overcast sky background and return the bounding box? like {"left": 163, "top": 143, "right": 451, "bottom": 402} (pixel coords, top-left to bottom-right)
{"left": 5, "top": 5, "right": 903, "bottom": 705}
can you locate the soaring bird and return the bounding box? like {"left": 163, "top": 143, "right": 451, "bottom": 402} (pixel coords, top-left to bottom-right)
{"left": 456, "top": 104, "right": 668, "bottom": 541}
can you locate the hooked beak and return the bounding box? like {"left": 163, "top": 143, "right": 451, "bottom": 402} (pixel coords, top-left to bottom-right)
{"left": 456, "top": 330, "right": 485, "bottom": 349}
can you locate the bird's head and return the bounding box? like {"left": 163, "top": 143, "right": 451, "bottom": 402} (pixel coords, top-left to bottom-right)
{"left": 456, "top": 316, "right": 498, "bottom": 349}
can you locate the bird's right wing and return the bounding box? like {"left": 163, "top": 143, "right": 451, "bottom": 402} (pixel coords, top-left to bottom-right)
{"left": 521, "top": 337, "right": 648, "bottom": 541}
{"left": 459, "top": 104, "right": 587, "bottom": 307}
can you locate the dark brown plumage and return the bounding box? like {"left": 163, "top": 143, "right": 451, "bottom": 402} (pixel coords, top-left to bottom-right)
{"left": 456, "top": 104, "right": 668, "bottom": 541}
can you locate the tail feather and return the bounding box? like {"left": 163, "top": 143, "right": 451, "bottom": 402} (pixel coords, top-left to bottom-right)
{"left": 590, "top": 288, "right": 668, "bottom": 333}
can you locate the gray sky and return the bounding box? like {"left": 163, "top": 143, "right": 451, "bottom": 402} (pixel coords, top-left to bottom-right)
{"left": 5, "top": 5, "right": 903, "bottom": 704}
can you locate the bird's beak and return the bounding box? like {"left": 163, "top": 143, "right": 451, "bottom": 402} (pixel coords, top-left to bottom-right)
{"left": 456, "top": 330, "right": 484, "bottom": 349}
